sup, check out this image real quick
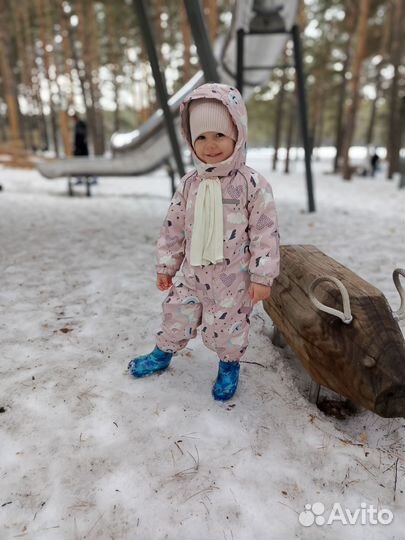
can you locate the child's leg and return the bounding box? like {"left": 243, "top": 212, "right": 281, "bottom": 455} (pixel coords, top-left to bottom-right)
{"left": 200, "top": 294, "right": 252, "bottom": 400}
{"left": 129, "top": 280, "right": 202, "bottom": 378}
{"left": 156, "top": 282, "right": 202, "bottom": 354}
{"left": 200, "top": 302, "right": 252, "bottom": 361}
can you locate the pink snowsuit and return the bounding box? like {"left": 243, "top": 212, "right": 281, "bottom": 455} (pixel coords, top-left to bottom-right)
{"left": 155, "top": 83, "right": 280, "bottom": 361}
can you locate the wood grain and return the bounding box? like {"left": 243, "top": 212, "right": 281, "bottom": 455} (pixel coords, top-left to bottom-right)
{"left": 263, "top": 245, "right": 405, "bottom": 418}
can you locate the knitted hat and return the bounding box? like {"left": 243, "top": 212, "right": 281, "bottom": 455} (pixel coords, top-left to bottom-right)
{"left": 189, "top": 98, "right": 237, "bottom": 145}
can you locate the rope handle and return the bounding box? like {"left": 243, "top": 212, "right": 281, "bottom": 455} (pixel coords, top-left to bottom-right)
{"left": 393, "top": 268, "right": 405, "bottom": 321}
{"left": 308, "top": 276, "right": 353, "bottom": 324}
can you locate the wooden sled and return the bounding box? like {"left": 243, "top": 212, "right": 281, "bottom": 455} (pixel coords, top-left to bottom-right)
{"left": 263, "top": 245, "right": 405, "bottom": 418}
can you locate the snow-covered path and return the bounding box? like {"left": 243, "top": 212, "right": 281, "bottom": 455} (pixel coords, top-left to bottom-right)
{"left": 1, "top": 153, "right": 404, "bottom": 539}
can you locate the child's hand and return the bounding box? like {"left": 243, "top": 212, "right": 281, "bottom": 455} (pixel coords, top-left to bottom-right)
{"left": 248, "top": 283, "right": 271, "bottom": 304}
{"left": 157, "top": 273, "right": 173, "bottom": 291}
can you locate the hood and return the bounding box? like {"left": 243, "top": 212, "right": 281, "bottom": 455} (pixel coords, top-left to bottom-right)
{"left": 180, "top": 83, "right": 248, "bottom": 179}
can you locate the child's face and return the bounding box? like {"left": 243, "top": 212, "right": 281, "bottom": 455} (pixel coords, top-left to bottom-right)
{"left": 193, "top": 132, "right": 235, "bottom": 164}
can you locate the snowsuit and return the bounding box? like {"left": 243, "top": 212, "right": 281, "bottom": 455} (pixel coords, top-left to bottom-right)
{"left": 156, "top": 83, "right": 280, "bottom": 361}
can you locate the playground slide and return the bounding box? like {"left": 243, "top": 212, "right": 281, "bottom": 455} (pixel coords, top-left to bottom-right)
{"left": 37, "top": 0, "right": 298, "bottom": 180}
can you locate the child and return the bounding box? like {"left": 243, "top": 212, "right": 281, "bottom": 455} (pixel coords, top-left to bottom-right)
{"left": 128, "top": 83, "right": 280, "bottom": 401}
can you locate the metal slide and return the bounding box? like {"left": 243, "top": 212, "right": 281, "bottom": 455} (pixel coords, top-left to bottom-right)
{"left": 37, "top": 1, "right": 298, "bottom": 180}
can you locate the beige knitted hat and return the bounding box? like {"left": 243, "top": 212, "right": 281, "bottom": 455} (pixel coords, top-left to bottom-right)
{"left": 189, "top": 98, "right": 237, "bottom": 145}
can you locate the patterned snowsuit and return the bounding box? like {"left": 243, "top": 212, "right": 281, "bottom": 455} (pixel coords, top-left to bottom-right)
{"left": 155, "top": 84, "right": 280, "bottom": 361}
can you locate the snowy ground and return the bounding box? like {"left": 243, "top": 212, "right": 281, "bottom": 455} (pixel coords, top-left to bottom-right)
{"left": 1, "top": 150, "right": 404, "bottom": 540}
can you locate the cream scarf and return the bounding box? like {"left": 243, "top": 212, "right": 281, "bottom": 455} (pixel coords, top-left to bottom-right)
{"left": 190, "top": 178, "right": 224, "bottom": 266}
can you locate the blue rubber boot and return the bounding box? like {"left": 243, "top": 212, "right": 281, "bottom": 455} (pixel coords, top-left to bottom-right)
{"left": 212, "top": 360, "right": 240, "bottom": 401}
{"left": 128, "top": 346, "right": 173, "bottom": 378}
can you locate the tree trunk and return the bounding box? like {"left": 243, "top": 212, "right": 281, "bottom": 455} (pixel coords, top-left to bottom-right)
{"left": 315, "top": 100, "right": 325, "bottom": 161}
{"left": 0, "top": 76, "right": 7, "bottom": 141}
{"left": 59, "top": 3, "right": 75, "bottom": 113}
{"left": 332, "top": 56, "right": 350, "bottom": 173}
{"left": 49, "top": 5, "right": 73, "bottom": 157}
{"left": 284, "top": 91, "right": 296, "bottom": 174}
{"left": 399, "top": 95, "right": 405, "bottom": 153}
{"left": 65, "top": 9, "right": 91, "bottom": 149}
{"left": 312, "top": 85, "right": 325, "bottom": 161}
{"left": 21, "top": 0, "right": 48, "bottom": 151}
{"left": 180, "top": 2, "right": 192, "bottom": 82}
{"left": 68, "top": 1, "right": 97, "bottom": 154}
{"left": 342, "top": 0, "right": 370, "bottom": 181}
{"left": 84, "top": 1, "right": 105, "bottom": 154}
{"left": 0, "top": 2, "right": 23, "bottom": 148}
{"left": 365, "top": 71, "right": 382, "bottom": 148}
{"left": 31, "top": 70, "right": 50, "bottom": 151}
{"left": 365, "top": 3, "right": 391, "bottom": 147}
{"left": 333, "top": 6, "right": 356, "bottom": 173}
{"left": 59, "top": 111, "right": 72, "bottom": 157}
{"left": 11, "top": 3, "right": 33, "bottom": 151}
{"left": 203, "top": 0, "right": 218, "bottom": 41}
{"left": 47, "top": 1, "right": 73, "bottom": 157}
{"left": 150, "top": 0, "right": 163, "bottom": 69}
{"left": 387, "top": 0, "right": 405, "bottom": 179}
{"left": 272, "top": 69, "right": 287, "bottom": 171}
{"left": 0, "top": 111, "right": 6, "bottom": 142}
{"left": 34, "top": 0, "right": 61, "bottom": 156}
{"left": 106, "top": 3, "right": 121, "bottom": 134}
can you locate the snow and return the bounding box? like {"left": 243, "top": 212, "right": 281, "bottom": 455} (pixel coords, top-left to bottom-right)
{"left": 0, "top": 150, "right": 404, "bottom": 540}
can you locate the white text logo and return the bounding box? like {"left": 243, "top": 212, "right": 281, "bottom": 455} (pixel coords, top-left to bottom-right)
{"left": 298, "top": 502, "right": 393, "bottom": 527}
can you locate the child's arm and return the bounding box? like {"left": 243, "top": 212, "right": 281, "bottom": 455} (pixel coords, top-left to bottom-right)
{"left": 156, "top": 177, "right": 189, "bottom": 279}
{"left": 247, "top": 173, "right": 280, "bottom": 296}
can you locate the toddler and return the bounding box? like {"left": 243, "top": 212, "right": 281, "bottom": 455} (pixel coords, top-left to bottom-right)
{"left": 128, "top": 83, "right": 280, "bottom": 401}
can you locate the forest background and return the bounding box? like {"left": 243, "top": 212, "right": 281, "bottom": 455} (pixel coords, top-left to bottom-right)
{"left": 0, "top": 0, "right": 404, "bottom": 180}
